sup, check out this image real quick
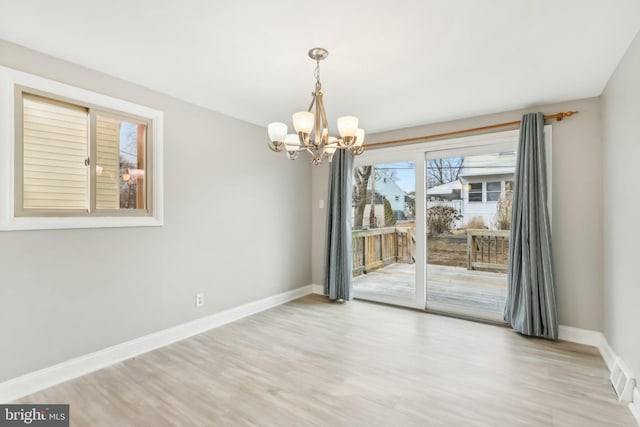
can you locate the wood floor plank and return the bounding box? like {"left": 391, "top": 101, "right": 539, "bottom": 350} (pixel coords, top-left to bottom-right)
{"left": 16, "top": 295, "right": 634, "bottom": 426}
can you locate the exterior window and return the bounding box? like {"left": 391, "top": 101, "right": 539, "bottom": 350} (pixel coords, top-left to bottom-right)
{"left": 468, "top": 183, "right": 482, "bottom": 202}
{"left": 16, "top": 92, "right": 151, "bottom": 217}
{"left": 96, "top": 115, "right": 146, "bottom": 210}
{"left": 486, "top": 181, "right": 501, "bottom": 202}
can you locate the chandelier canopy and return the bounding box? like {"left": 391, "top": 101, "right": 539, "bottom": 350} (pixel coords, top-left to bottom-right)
{"left": 267, "top": 48, "right": 365, "bottom": 165}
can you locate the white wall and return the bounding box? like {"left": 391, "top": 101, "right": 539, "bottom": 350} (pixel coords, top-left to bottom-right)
{"left": 0, "top": 40, "right": 312, "bottom": 381}
{"left": 601, "top": 29, "right": 640, "bottom": 379}
{"left": 311, "top": 97, "right": 604, "bottom": 331}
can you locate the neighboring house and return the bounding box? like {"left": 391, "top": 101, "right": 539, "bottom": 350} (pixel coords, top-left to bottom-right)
{"left": 460, "top": 152, "right": 515, "bottom": 228}
{"left": 370, "top": 169, "right": 406, "bottom": 213}
{"left": 354, "top": 169, "right": 409, "bottom": 227}
{"left": 427, "top": 152, "right": 516, "bottom": 229}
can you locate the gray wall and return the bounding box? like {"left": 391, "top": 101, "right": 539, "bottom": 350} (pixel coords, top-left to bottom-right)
{"left": 311, "top": 97, "right": 604, "bottom": 331}
{"left": 0, "top": 40, "right": 312, "bottom": 381}
{"left": 602, "top": 30, "right": 640, "bottom": 378}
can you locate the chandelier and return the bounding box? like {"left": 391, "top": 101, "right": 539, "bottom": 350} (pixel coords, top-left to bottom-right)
{"left": 267, "top": 48, "right": 365, "bottom": 165}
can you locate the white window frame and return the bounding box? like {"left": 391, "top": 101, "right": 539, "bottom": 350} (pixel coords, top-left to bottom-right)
{"left": 0, "top": 66, "right": 164, "bottom": 231}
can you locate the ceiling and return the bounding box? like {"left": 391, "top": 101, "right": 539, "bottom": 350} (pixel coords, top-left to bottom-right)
{"left": 1, "top": 0, "right": 639, "bottom": 133}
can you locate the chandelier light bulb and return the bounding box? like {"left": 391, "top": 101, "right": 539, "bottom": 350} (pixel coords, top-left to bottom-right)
{"left": 284, "top": 134, "right": 299, "bottom": 150}
{"left": 355, "top": 128, "right": 365, "bottom": 147}
{"left": 268, "top": 122, "right": 287, "bottom": 142}
{"left": 284, "top": 134, "right": 299, "bottom": 160}
{"left": 337, "top": 116, "right": 359, "bottom": 138}
{"left": 292, "top": 112, "right": 314, "bottom": 134}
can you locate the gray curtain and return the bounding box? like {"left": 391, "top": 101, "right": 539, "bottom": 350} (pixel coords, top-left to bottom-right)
{"left": 504, "top": 112, "right": 558, "bottom": 340}
{"left": 324, "top": 149, "right": 354, "bottom": 301}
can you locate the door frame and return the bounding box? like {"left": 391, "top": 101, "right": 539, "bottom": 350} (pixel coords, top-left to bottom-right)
{"left": 354, "top": 127, "right": 552, "bottom": 313}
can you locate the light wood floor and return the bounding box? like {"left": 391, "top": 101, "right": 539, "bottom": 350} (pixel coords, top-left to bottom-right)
{"left": 17, "top": 294, "right": 634, "bottom": 426}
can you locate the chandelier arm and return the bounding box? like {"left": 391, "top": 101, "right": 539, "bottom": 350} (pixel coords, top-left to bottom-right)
{"left": 314, "top": 93, "right": 321, "bottom": 146}
{"left": 307, "top": 94, "right": 315, "bottom": 113}
{"left": 267, "top": 141, "right": 284, "bottom": 152}
{"left": 318, "top": 93, "right": 329, "bottom": 142}
{"left": 297, "top": 131, "right": 309, "bottom": 147}
{"left": 304, "top": 146, "right": 321, "bottom": 162}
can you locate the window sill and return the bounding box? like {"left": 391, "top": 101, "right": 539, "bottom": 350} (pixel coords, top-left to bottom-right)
{"left": 0, "top": 215, "right": 163, "bottom": 231}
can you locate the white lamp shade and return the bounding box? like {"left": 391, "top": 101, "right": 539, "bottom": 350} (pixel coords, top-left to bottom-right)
{"left": 268, "top": 122, "right": 287, "bottom": 142}
{"left": 292, "top": 112, "right": 314, "bottom": 134}
{"left": 355, "top": 128, "right": 365, "bottom": 147}
{"left": 337, "top": 116, "right": 359, "bottom": 138}
{"left": 284, "top": 134, "right": 299, "bottom": 152}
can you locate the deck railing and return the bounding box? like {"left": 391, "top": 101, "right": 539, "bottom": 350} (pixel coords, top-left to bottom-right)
{"left": 352, "top": 227, "right": 510, "bottom": 276}
{"left": 352, "top": 227, "right": 414, "bottom": 276}
{"left": 466, "top": 229, "right": 510, "bottom": 271}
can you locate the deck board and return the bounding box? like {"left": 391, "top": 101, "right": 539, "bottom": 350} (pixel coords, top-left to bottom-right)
{"left": 353, "top": 263, "right": 507, "bottom": 313}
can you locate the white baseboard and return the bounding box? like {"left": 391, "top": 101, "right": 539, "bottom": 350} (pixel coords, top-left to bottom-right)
{"left": 558, "top": 325, "right": 603, "bottom": 347}
{"left": 311, "top": 284, "right": 325, "bottom": 295}
{"left": 0, "top": 284, "right": 314, "bottom": 403}
{"left": 559, "top": 324, "right": 638, "bottom": 427}
{"left": 597, "top": 335, "right": 617, "bottom": 372}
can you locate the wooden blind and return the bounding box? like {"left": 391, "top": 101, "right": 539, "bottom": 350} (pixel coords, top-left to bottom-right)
{"left": 23, "top": 94, "right": 89, "bottom": 210}
{"left": 96, "top": 116, "right": 120, "bottom": 209}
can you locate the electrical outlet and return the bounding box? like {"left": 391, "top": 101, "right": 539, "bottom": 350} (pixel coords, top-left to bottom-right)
{"left": 319, "top": 199, "right": 325, "bottom": 209}
{"left": 195, "top": 293, "right": 205, "bottom": 308}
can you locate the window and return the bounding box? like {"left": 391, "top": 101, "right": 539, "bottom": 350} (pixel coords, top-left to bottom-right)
{"left": 468, "top": 183, "right": 482, "bottom": 202}
{"left": 17, "top": 93, "right": 149, "bottom": 216}
{"left": 0, "top": 65, "right": 163, "bottom": 231}
{"left": 486, "top": 181, "right": 501, "bottom": 202}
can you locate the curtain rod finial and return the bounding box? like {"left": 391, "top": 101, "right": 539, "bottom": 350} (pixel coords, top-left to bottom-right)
{"left": 557, "top": 111, "right": 578, "bottom": 121}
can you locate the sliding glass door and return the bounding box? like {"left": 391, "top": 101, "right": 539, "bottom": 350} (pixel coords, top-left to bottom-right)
{"left": 351, "top": 128, "right": 548, "bottom": 323}
{"left": 351, "top": 160, "right": 425, "bottom": 308}
{"left": 425, "top": 143, "right": 516, "bottom": 322}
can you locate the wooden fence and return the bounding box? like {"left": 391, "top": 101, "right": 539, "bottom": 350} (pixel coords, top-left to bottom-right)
{"left": 352, "top": 227, "right": 414, "bottom": 276}
{"left": 466, "top": 229, "right": 510, "bottom": 271}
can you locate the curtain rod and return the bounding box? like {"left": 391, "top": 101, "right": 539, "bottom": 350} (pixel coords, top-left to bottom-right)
{"left": 364, "top": 111, "right": 578, "bottom": 149}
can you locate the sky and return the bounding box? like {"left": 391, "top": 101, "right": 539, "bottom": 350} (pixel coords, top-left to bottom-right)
{"left": 375, "top": 162, "right": 415, "bottom": 193}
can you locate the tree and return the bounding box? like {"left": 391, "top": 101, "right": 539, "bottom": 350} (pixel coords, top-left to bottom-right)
{"left": 353, "top": 166, "right": 372, "bottom": 229}
{"left": 427, "top": 206, "right": 462, "bottom": 235}
{"left": 405, "top": 192, "right": 416, "bottom": 218}
{"left": 493, "top": 190, "right": 513, "bottom": 230}
{"left": 427, "top": 157, "right": 464, "bottom": 188}
{"left": 383, "top": 197, "right": 396, "bottom": 226}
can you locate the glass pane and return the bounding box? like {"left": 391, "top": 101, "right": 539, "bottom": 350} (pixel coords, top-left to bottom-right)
{"left": 486, "top": 191, "right": 500, "bottom": 202}
{"left": 486, "top": 181, "right": 501, "bottom": 191}
{"left": 468, "top": 183, "right": 482, "bottom": 202}
{"left": 426, "top": 150, "right": 516, "bottom": 322}
{"left": 96, "top": 116, "right": 146, "bottom": 210}
{"left": 352, "top": 162, "right": 416, "bottom": 300}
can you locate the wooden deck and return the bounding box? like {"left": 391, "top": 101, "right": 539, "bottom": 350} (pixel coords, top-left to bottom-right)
{"left": 353, "top": 263, "right": 507, "bottom": 314}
